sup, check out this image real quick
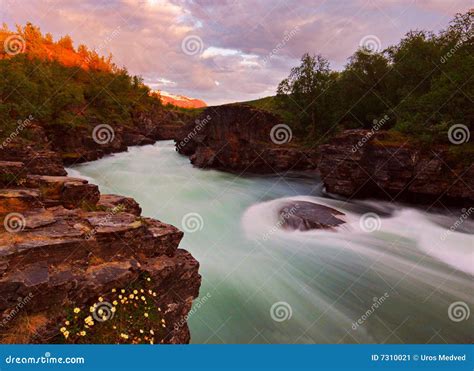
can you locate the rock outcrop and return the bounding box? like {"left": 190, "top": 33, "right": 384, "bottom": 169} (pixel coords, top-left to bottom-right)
{"left": 319, "top": 130, "right": 474, "bottom": 204}
{"left": 35, "top": 108, "right": 188, "bottom": 166}
{"left": 175, "top": 104, "right": 317, "bottom": 173}
{"left": 279, "top": 201, "right": 345, "bottom": 231}
{"left": 0, "top": 123, "right": 201, "bottom": 344}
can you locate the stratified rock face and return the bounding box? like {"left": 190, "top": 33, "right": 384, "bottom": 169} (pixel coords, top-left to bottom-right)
{"left": 319, "top": 130, "right": 474, "bottom": 204}
{"left": 279, "top": 201, "right": 345, "bottom": 231}
{"left": 0, "top": 124, "right": 66, "bottom": 176}
{"left": 175, "top": 104, "right": 317, "bottom": 173}
{"left": 0, "top": 162, "right": 200, "bottom": 343}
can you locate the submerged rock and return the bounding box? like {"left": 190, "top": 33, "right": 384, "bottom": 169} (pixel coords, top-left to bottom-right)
{"left": 279, "top": 201, "right": 345, "bottom": 231}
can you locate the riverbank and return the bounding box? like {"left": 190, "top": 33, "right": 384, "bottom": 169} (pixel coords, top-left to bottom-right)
{"left": 0, "top": 122, "right": 201, "bottom": 344}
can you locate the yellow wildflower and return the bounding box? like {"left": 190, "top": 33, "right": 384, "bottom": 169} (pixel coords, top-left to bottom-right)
{"left": 80, "top": 331, "right": 86, "bottom": 336}
{"left": 133, "top": 290, "right": 138, "bottom": 295}
{"left": 112, "top": 300, "right": 118, "bottom": 306}
{"left": 98, "top": 297, "right": 104, "bottom": 302}
{"left": 63, "top": 331, "right": 70, "bottom": 339}
{"left": 120, "top": 333, "right": 129, "bottom": 339}
{"left": 111, "top": 307, "right": 116, "bottom": 313}
{"left": 60, "top": 327, "right": 66, "bottom": 333}
{"left": 121, "top": 289, "right": 125, "bottom": 293}
{"left": 111, "top": 288, "right": 116, "bottom": 293}
{"left": 73, "top": 307, "right": 81, "bottom": 313}
{"left": 146, "top": 277, "right": 151, "bottom": 281}
{"left": 65, "top": 321, "right": 70, "bottom": 326}
{"left": 150, "top": 329, "right": 155, "bottom": 335}
{"left": 129, "top": 294, "right": 135, "bottom": 299}
{"left": 144, "top": 313, "right": 149, "bottom": 318}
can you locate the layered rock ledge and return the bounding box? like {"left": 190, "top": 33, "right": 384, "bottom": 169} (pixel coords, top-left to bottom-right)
{"left": 319, "top": 130, "right": 473, "bottom": 204}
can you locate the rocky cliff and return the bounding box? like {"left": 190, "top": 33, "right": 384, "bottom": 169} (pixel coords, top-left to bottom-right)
{"left": 41, "top": 108, "right": 187, "bottom": 166}
{"left": 319, "top": 130, "right": 473, "bottom": 204}
{"left": 175, "top": 104, "right": 317, "bottom": 173}
{"left": 0, "top": 123, "right": 201, "bottom": 344}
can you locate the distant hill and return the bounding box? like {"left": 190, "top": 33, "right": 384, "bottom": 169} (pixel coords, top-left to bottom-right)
{"left": 153, "top": 91, "right": 207, "bottom": 109}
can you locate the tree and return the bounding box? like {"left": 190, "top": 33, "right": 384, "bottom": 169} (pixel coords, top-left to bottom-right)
{"left": 277, "top": 53, "right": 336, "bottom": 138}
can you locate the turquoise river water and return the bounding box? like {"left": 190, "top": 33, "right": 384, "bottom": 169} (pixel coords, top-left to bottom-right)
{"left": 69, "top": 141, "right": 473, "bottom": 344}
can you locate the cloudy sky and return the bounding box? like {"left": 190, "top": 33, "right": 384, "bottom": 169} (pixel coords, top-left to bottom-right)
{"left": 1, "top": 0, "right": 471, "bottom": 104}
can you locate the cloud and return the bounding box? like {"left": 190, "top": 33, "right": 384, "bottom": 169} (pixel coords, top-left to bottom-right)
{"left": 1, "top": 0, "right": 471, "bottom": 104}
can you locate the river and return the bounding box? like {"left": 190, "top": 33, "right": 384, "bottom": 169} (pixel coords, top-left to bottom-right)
{"left": 68, "top": 141, "right": 473, "bottom": 344}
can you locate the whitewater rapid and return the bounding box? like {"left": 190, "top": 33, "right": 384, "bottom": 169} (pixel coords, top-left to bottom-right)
{"left": 69, "top": 141, "right": 473, "bottom": 344}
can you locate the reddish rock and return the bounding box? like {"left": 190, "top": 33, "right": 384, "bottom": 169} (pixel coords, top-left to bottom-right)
{"left": 0, "top": 202, "right": 201, "bottom": 344}
{"left": 319, "top": 130, "right": 473, "bottom": 204}
{"left": 97, "top": 194, "right": 142, "bottom": 215}
{"left": 0, "top": 189, "right": 42, "bottom": 215}
{"left": 0, "top": 161, "right": 26, "bottom": 186}
{"left": 26, "top": 175, "right": 99, "bottom": 209}
{"left": 176, "top": 104, "right": 317, "bottom": 173}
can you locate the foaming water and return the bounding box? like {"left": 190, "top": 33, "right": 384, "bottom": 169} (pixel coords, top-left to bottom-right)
{"left": 69, "top": 141, "right": 473, "bottom": 344}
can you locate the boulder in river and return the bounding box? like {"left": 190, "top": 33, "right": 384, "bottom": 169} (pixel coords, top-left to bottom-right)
{"left": 279, "top": 201, "right": 345, "bottom": 231}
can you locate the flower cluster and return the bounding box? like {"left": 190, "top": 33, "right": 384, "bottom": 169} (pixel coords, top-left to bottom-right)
{"left": 59, "top": 277, "right": 167, "bottom": 344}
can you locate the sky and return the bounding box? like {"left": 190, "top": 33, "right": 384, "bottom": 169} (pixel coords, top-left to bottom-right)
{"left": 1, "top": 0, "right": 472, "bottom": 105}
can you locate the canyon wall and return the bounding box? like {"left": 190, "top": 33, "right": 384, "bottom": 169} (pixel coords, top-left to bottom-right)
{"left": 175, "top": 104, "right": 317, "bottom": 173}
{"left": 318, "top": 130, "right": 473, "bottom": 204}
